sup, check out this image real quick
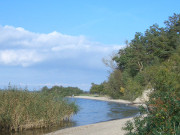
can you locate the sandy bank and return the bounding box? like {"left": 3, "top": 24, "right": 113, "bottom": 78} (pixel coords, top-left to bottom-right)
{"left": 45, "top": 96, "right": 143, "bottom": 135}
{"left": 74, "top": 96, "right": 131, "bottom": 103}
{"left": 45, "top": 117, "right": 133, "bottom": 135}
{"left": 73, "top": 96, "right": 145, "bottom": 107}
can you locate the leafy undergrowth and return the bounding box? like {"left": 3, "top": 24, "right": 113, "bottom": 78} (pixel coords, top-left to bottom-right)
{"left": 123, "top": 47, "right": 180, "bottom": 135}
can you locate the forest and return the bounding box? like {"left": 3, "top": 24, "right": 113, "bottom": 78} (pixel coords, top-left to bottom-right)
{"left": 90, "top": 13, "right": 180, "bottom": 134}
{"left": 90, "top": 13, "right": 180, "bottom": 100}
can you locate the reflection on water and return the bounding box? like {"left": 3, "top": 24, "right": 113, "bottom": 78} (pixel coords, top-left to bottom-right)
{"left": 1, "top": 121, "right": 76, "bottom": 135}
{"left": 107, "top": 102, "right": 139, "bottom": 118}
{"left": 69, "top": 98, "right": 139, "bottom": 126}
{"left": 2, "top": 98, "right": 139, "bottom": 135}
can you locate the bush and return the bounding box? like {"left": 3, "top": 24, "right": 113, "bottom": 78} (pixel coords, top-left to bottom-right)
{"left": 123, "top": 78, "right": 143, "bottom": 101}
{"left": 123, "top": 53, "right": 180, "bottom": 135}
{"left": 105, "top": 69, "right": 123, "bottom": 99}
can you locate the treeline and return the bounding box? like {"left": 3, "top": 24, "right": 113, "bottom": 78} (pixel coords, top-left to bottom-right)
{"left": 90, "top": 13, "right": 180, "bottom": 101}
{"left": 90, "top": 13, "right": 179, "bottom": 134}
{"left": 41, "top": 85, "right": 84, "bottom": 97}
{"left": 124, "top": 14, "right": 180, "bottom": 135}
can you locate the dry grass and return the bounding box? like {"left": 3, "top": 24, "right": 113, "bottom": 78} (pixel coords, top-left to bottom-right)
{"left": 0, "top": 89, "right": 77, "bottom": 132}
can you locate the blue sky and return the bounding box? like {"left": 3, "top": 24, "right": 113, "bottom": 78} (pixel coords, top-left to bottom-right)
{"left": 0, "top": 0, "right": 180, "bottom": 91}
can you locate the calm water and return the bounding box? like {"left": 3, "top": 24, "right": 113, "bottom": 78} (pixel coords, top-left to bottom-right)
{"left": 3, "top": 98, "right": 139, "bottom": 135}
{"left": 69, "top": 98, "right": 139, "bottom": 126}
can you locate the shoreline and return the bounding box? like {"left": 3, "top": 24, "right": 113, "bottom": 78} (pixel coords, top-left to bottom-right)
{"left": 45, "top": 96, "right": 144, "bottom": 135}
{"left": 45, "top": 117, "right": 134, "bottom": 135}
{"left": 74, "top": 96, "right": 131, "bottom": 104}
{"left": 73, "top": 95, "right": 146, "bottom": 107}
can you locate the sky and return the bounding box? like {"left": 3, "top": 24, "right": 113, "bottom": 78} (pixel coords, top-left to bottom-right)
{"left": 0, "top": 0, "right": 180, "bottom": 91}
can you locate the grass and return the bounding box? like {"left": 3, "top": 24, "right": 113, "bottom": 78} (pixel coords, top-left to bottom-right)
{"left": 0, "top": 88, "right": 78, "bottom": 132}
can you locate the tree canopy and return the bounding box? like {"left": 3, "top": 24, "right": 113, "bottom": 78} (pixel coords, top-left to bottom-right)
{"left": 90, "top": 13, "right": 180, "bottom": 101}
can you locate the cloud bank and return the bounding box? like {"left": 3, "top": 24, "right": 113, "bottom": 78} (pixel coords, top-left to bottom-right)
{"left": 0, "top": 25, "right": 122, "bottom": 68}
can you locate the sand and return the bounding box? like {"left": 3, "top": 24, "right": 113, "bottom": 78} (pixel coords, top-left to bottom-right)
{"left": 44, "top": 96, "right": 143, "bottom": 135}
{"left": 46, "top": 117, "right": 133, "bottom": 135}
{"left": 73, "top": 96, "right": 146, "bottom": 107}
{"left": 74, "top": 96, "right": 132, "bottom": 104}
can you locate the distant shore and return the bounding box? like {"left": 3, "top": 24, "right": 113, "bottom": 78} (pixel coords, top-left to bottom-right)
{"left": 73, "top": 95, "right": 146, "bottom": 107}
{"left": 74, "top": 95, "right": 131, "bottom": 103}
{"left": 45, "top": 95, "right": 144, "bottom": 135}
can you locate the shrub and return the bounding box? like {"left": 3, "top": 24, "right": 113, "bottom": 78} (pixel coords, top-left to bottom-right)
{"left": 123, "top": 53, "right": 180, "bottom": 135}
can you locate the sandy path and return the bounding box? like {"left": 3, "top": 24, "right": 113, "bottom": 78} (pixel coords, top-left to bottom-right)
{"left": 46, "top": 117, "right": 133, "bottom": 135}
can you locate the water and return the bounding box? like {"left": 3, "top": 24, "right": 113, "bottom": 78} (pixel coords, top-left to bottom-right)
{"left": 2, "top": 98, "right": 139, "bottom": 135}
{"left": 69, "top": 98, "right": 139, "bottom": 126}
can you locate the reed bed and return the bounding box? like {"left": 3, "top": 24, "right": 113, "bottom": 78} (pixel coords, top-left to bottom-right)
{"left": 0, "top": 89, "right": 78, "bottom": 132}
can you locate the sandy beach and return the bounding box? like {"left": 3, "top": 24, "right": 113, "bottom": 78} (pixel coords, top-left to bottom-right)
{"left": 74, "top": 96, "right": 132, "bottom": 104}
{"left": 46, "top": 117, "right": 133, "bottom": 135}
{"left": 73, "top": 96, "right": 146, "bottom": 107}
{"left": 45, "top": 96, "right": 143, "bottom": 135}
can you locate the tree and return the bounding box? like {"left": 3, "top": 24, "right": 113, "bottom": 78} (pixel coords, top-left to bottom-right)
{"left": 124, "top": 49, "right": 180, "bottom": 134}
{"left": 90, "top": 83, "right": 105, "bottom": 95}
{"left": 105, "top": 69, "right": 123, "bottom": 99}
{"left": 41, "top": 86, "right": 49, "bottom": 92}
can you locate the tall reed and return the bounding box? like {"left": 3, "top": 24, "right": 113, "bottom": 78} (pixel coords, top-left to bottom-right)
{"left": 0, "top": 89, "right": 78, "bottom": 132}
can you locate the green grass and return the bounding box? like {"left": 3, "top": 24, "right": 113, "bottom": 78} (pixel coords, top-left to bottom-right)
{"left": 0, "top": 89, "right": 78, "bottom": 132}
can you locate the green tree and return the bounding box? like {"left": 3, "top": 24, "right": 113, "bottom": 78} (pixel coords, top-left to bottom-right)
{"left": 41, "top": 86, "right": 49, "bottom": 92}
{"left": 105, "top": 69, "right": 123, "bottom": 99}
{"left": 124, "top": 46, "right": 180, "bottom": 135}
{"left": 90, "top": 83, "right": 105, "bottom": 95}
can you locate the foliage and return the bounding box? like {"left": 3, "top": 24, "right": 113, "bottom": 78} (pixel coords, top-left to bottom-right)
{"left": 90, "top": 83, "right": 105, "bottom": 95}
{"left": 104, "top": 69, "right": 123, "bottom": 98}
{"left": 91, "top": 13, "right": 180, "bottom": 101}
{"left": 41, "top": 85, "right": 84, "bottom": 97}
{"left": 123, "top": 47, "right": 180, "bottom": 134}
{"left": 88, "top": 13, "right": 180, "bottom": 134}
{"left": 0, "top": 87, "right": 78, "bottom": 132}
{"left": 123, "top": 78, "right": 143, "bottom": 101}
{"left": 90, "top": 70, "right": 124, "bottom": 99}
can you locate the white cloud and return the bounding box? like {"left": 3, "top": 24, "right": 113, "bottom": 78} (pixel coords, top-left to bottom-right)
{"left": 0, "top": 25, "right": 122, "bottom": 67}
{"left": 0, "top": 49, "right": 44, "bottom": 67}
